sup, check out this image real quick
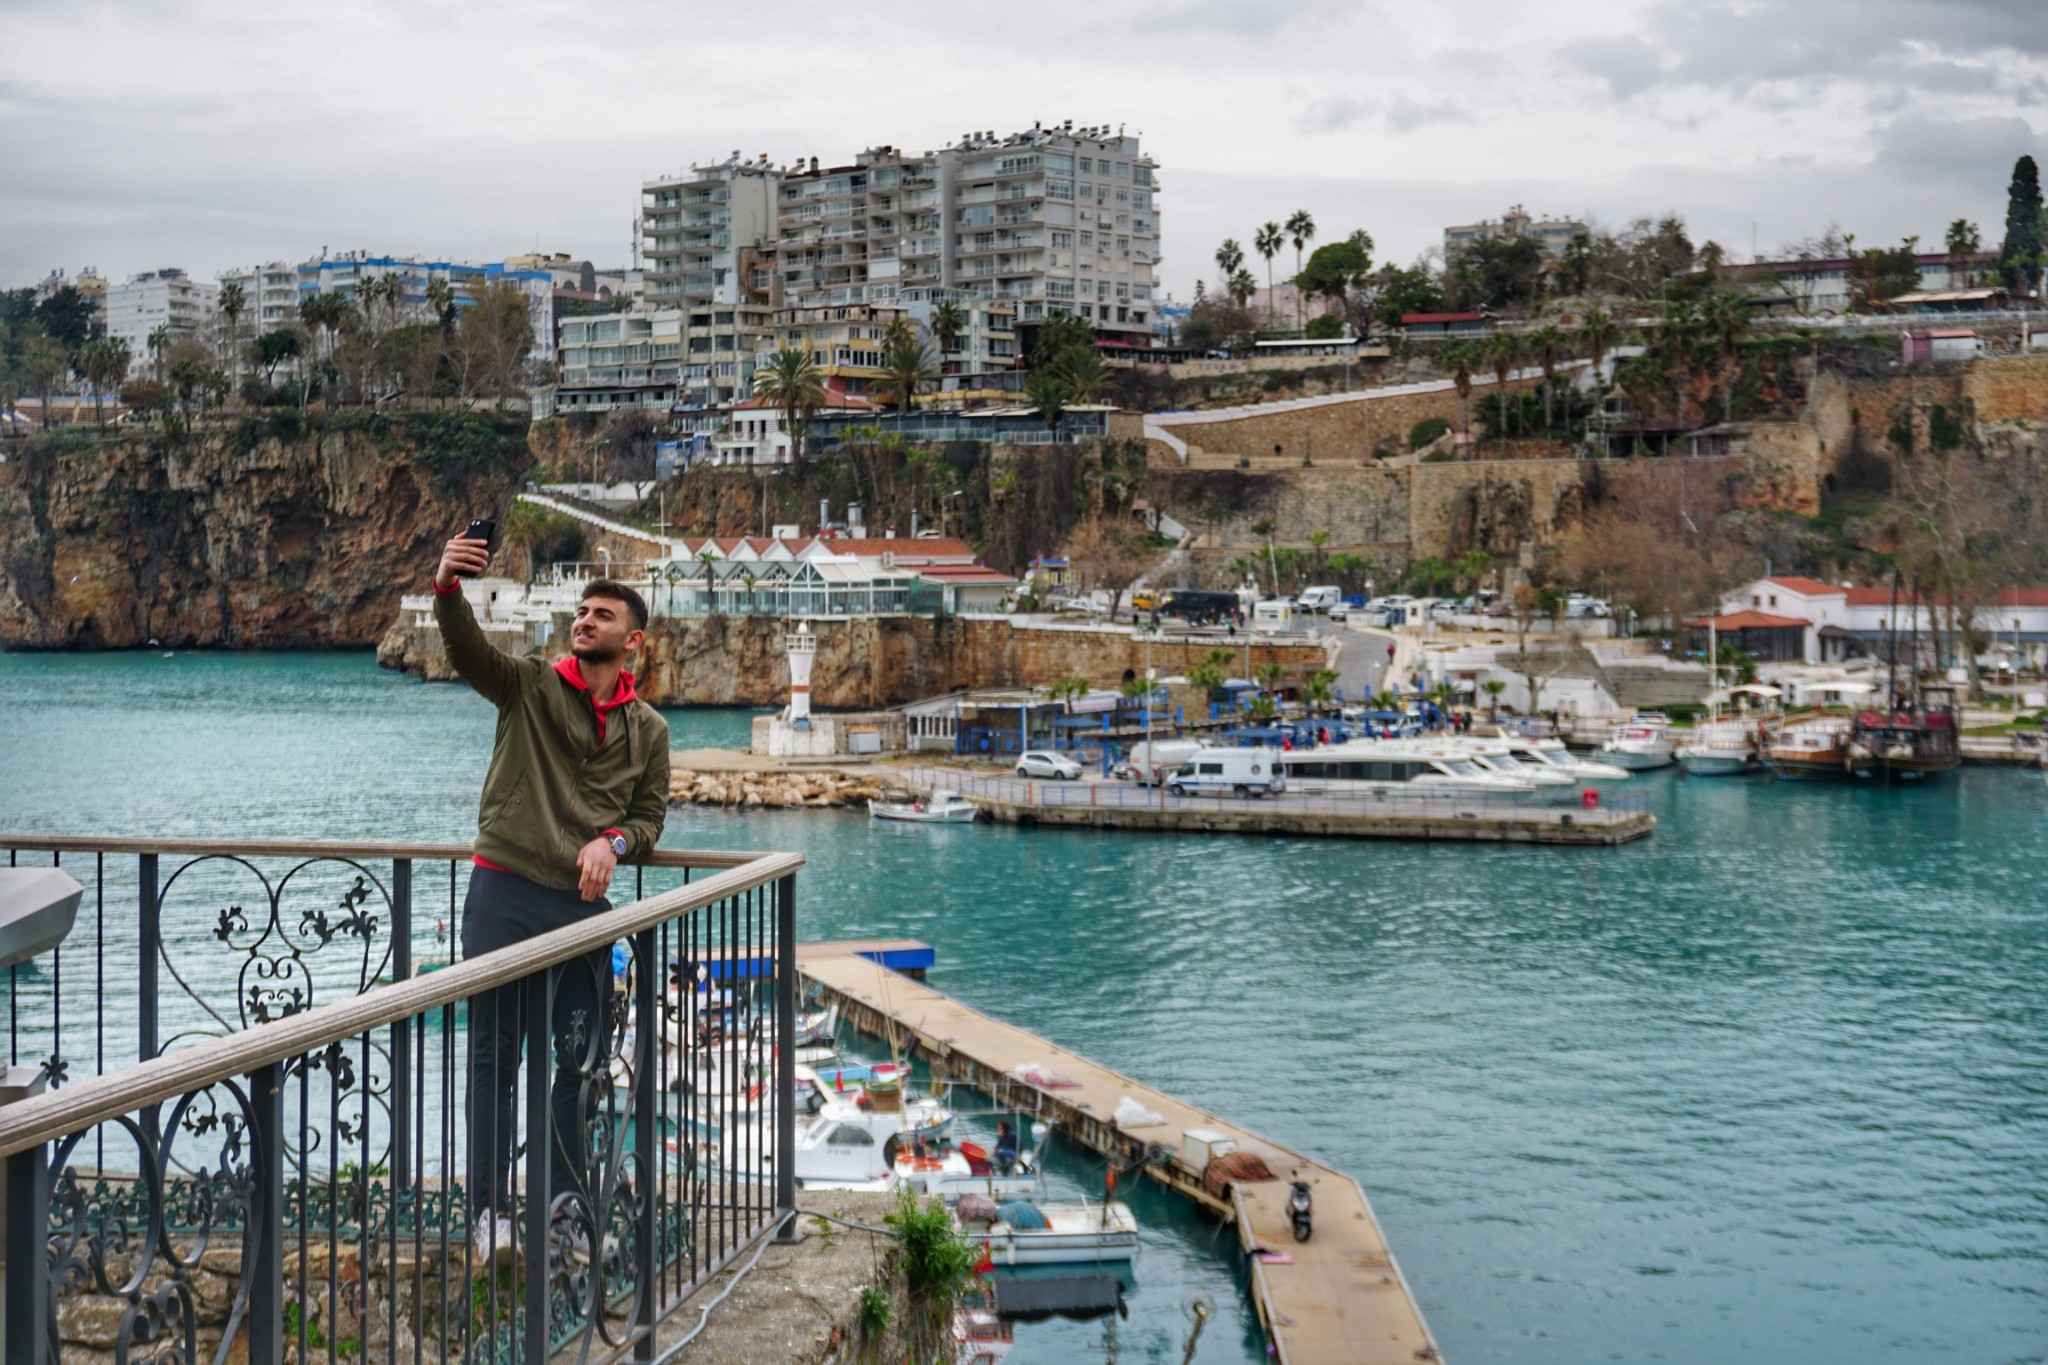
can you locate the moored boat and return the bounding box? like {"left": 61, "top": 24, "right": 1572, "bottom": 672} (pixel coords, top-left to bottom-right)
{"left": 1677, "top": 717, "right": 1766, "bottom": 776}
{"left": 1848, "top": 685, "right": 1961, "bottom": 781}
{"left": 956, "top": 1198, "right": 1140, "bottom": 1266}
{"left": 870, "top": 791, "right": 979, "bottom": 823}
{"left": 1764, "top": 714, "right": 1854, "bottom": 780}
{"left": 1594, "top": 714, "right": 1676, "bottom": 770}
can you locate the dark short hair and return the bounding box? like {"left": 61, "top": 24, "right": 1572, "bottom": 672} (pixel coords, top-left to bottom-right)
{"left": 582, "top": 578, "right": 649, "bottom": 631}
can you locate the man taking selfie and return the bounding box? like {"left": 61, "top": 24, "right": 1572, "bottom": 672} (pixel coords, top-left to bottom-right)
{"left": 431, "top": 529, "right": 670, "bottom": 1268}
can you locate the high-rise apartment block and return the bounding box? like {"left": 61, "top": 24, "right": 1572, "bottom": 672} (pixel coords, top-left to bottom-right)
{"left": 104, "top": 268, "right": 213, "bottom": 356}
{"left": 216, "top": 261, "right": 302, "bottom": 347}
{"left": 634, "top": 121, "right": 1161, "bottom": 358}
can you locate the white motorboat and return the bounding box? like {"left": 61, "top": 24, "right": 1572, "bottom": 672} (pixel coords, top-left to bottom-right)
{"left": 870, "top": 791, "right": 979, "bottom": 823}
{"left": 1595, "top": 714, "right": 1675, "bottom": 770}
{"left": 890, "top": 1145, "right": 1042, "bottom": 1204}
{"left": 956, "top": 1199, "right": 1140, "bottom": 1266}
{"left": 1456, "top": 740, "right": 1581, "bottom": 802}
{"left": 1272, "top": 739, "right": 1544, "bottom": 801}
{"left": 1676, "top": 718, "right": 1765, "bottom": 775}
{"left": 1506, "top": 736, "right": 1632, "bottom": 783}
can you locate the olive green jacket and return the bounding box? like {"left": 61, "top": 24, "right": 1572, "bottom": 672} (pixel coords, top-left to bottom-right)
{"left": 435, "top": 588, "right": 669, "bottom": 890}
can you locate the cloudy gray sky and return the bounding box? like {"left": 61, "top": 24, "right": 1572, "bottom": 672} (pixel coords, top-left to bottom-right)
{"left": 4, "top": 0, "right": 2045, "bottom": 297}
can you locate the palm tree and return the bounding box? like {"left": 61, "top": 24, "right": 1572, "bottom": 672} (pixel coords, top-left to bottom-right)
{"left": 1660, "top": 297, "right": 1703, "bottom": 425}
{"left": 929, "top": 301, "right": 967, "bottom": 371}
{"left": 1481, "top": 678, "right": 1507, "bottom": 719}
{"left": 1530, "top": 324, "right": 1564, "bottom": 435}
{"left": 216, "top": 282, "right": 246, "bottom": 394}
{"left": 1229, "top": 269, "right": 1258, "bottom": 310}
{"left": 1255, "top": 661, "right": 1286, "bottom": 697}
{"left": 1046, "top": 676, "right": 1091, "bottom": 708}
{"left": 1254, "top": 222, "right": 1284, "bottom": 324}
{"left": 1304, "top": 668, "right": 1339, "bottom": 716}
{"left": 754, "top": 346, "right": 827, "bottom": 464}
{"left": 147, "top": 325, "right": 171, "bottom": 382}
{"left": 1704, "top": 291, "right": 1750, "bottom": 423}
{"left": 1578, "top": 308, "right": 1621, "bottom": 452}
{"left": 21, "top": 333, "right": 68, "bottom": 430}
{"left": 1308, "top": 529, "right": 1331, "bottom": 575}
{"left": 881, "top": 334, "right": 938, "bottom": 415}
{"left": 77, "top": 337, "right": 131, "bottom": 428}
{"left": 1025, "top": 368, "right": 1072, "bottom": 438}
{"left": 1482, "top": 331, "right": 1519, "bottom": 446}
{"left": 1056, "top": 345, "right": 1106, "bottom": 404}
{"left": 1187, "top": 651, "right": 1230, "bottom": 694}
{"left": 1285, "top": 210, "right": 1316, "bottom": 327}
{"left": 1215, "top": 238, "right": 1245, "bottom": 292}
{"left": 1440, "top": 341, "right": 1478, "bottom": 441}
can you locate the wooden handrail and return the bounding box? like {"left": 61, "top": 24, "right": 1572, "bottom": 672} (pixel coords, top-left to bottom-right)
{"left": 0, "top": 834, "right": 767, "bottom": 870}
{"left": 0, "top": 850, "right": 804, "bottom": 1159}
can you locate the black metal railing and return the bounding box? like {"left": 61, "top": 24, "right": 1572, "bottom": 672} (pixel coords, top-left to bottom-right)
{"left": 0, "top": 839, "right": 801, "bottom": 1365}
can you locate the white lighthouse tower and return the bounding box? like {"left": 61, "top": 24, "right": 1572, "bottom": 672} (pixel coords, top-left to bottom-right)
{"left": 785, "top": 621, "right": 816, "bottom": 731}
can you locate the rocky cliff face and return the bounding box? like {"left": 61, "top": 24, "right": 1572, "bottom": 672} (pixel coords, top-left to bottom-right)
{"left": 0, "top": 413, "right": 532, "bottom": 649}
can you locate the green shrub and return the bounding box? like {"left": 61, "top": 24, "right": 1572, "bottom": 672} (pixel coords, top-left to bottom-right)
{"left": 1409, "top": 417, "right": 1450, "bottom": 451}
{"left": 1304, "top": 313, "right": 1345, "bottom": 340}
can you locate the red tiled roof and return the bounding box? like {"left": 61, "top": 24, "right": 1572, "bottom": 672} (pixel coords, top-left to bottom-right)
{"left": 1764, "top": 575, "right": 1843, "bottom": 597}
{"left": 1686, "top": 611, "right": 1808, "bottom": 630}
{"left": 917, "top": 565, "right": 1017, "bottom": 583}
{"left": 829, "top": 537, "right": 974, "bottom": 559}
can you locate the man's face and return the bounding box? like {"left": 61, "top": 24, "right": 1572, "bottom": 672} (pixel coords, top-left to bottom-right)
{"left": 572, "top": 595, "right": 643, "bottom": 664}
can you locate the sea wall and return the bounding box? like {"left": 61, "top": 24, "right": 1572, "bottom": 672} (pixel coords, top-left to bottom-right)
{"left": 0, "top": 414, "right": 532, "bottom": 649}
{"left": 378, "top": 612, "right": 1329, "bottom": 707}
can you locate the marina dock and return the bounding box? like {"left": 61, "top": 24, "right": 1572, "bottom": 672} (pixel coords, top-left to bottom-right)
{"left": 908, "top": 766, "right": 1655, "bottom": 845}
{"left": 797, "top": 939, "right": 1442, "bottom": 1365}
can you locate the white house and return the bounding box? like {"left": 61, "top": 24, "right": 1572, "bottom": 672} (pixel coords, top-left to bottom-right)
{"left": 1715, "top": 575, "right": 2048, "bottom": 668}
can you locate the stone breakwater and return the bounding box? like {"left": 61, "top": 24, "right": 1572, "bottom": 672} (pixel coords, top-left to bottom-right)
{"left": 667, "top": 767, "right": 890, "bottom": 809}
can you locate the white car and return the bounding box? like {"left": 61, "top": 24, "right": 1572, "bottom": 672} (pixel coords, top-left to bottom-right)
{"left": 1015, "top": 750, "right": 1083, "bottom": 780}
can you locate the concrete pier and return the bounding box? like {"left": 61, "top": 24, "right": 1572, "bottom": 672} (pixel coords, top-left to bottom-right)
{"left": 908, "top": 767, "right": 1656, "bottom": 845}
{"left": 797, "top": 940, "right": 1443, "bottom": 1365}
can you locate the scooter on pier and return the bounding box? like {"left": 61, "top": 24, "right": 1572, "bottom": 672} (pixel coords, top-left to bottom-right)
{"left": 1288, "top": 1175, "right": 1313, "bottom": 1242}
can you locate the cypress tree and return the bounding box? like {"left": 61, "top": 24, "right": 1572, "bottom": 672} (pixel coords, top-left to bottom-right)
{"left": 1999, "top": 154, "right": 2044, "bottom": 296}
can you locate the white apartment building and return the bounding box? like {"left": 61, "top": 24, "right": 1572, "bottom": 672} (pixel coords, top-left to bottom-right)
{"left": 641, "top": 157, "right": 779, "bottom": 310}
{"left": 1741, "top": 251, "right": 2004, "bottom": 317}
{"left": 552, "top": 309, "right": 686, "bottom": 414}
{"left": 1713, "top": 575, "right": 2048, "bottom": 667}
{"left": 104, "top": 268, "right": 213, "bottom": 356}
{"left": 635, "top": 120, "right": 1162, "bottom": 357}
{"left": 1444, "top": 206, "right": 1587, "bottom": 264}
{"left": 215, "top": 261, "right": 302, "bottom": 363}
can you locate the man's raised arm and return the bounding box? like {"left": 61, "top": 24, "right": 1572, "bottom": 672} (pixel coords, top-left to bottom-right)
{"left": 431, "top": 532, "right": 526, "bottom": 707}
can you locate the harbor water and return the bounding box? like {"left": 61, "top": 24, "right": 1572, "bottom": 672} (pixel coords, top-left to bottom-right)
{"left": 1, "top": 651, "right": 2043, "bottom": 1364}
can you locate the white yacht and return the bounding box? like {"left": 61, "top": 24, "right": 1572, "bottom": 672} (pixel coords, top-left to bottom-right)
{"left": 1505, "top": 736, "right": 1632, "bottom": 783}
{"left": 1594, "top": 715, "right": 1675, "bottom": 771}
{"left": 1676, "top": 717, "right": 1765, "bottom": 776}
{"left": 1272, "top": 739, "right": 1543, "bottom": 801}
{"left": 1455, "top": 739, "right": 1581, "bottom": 802}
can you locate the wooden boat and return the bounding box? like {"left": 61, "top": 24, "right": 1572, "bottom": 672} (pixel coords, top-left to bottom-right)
{"left": 1848, "top": 685, "right": 1961, "bottom": 781}
{"left": 869, "top": 791, "right": 979, "bottom": 823}
{"left": 1765, "top": 714, "right": 1854, "bottom": 780}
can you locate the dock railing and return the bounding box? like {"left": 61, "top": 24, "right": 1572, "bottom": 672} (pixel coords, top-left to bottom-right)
{"left": 906, "top": 766, "right": 1652, "bottom": 826}
{"left": 0, "top": 836, "right": 802, "bottom": 1365}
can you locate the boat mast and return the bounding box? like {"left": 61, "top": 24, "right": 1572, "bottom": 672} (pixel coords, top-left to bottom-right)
{"left": 1884, "top": 567, "right": 1901, "bottom": 711}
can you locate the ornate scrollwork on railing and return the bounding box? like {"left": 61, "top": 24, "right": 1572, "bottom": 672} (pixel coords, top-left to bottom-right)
{"left": 160, "top": 857, "right": 395, "bottom": 1049}
{"left": 43, "top": 1079, "right": 260, "bottom": 1365}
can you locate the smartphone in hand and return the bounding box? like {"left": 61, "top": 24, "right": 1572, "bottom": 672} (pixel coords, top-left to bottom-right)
{"left": 466, "top": 518, "right": 497, "bottom": 552}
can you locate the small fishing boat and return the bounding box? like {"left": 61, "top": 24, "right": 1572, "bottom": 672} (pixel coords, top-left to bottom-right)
{"left": 1764, "top": 714, "right": 1854, "bottom": 780}
{"left": 869, "top": 791, "right": 979, "bottom": 823}
{"left": 956, "top": 1198, "right": 1139, "bottom": 1266}
{"left": 1595, "top": 714, "right": 1675, "bottom": 770}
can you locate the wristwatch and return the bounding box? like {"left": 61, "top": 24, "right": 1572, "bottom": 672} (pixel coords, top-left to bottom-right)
{"left": 607, "top": 833, "right": 629, "bottom": 858}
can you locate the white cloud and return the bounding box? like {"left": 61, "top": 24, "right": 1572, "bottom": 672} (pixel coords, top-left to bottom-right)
{"left": 0, "top": 0, "right": 2043, "bottom": 299}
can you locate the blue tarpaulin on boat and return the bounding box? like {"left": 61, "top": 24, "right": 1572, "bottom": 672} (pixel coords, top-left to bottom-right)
{"left": 997, "top": 1201, "right": 1049, "bottom": 1229}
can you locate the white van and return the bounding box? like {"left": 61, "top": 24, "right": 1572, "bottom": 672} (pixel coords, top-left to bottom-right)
{"left": 1165, "top": 746, "right": 1286, "bottom": 798}
{"left": 1295, "top": 585, "right": 1342, "bottom": 613}
{"left": 1117, "top": 739, "right": 1203, "bottom": 786}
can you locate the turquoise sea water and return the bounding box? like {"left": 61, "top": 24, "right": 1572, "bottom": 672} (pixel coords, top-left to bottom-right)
{"left": 1, "top": 650, "right": 2044, "bottom": 1364}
